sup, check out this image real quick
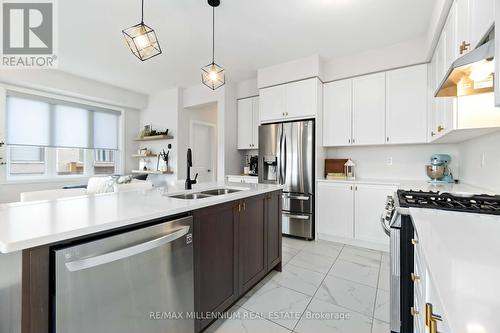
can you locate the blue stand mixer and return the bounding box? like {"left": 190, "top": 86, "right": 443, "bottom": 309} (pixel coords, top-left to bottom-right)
{"left": 426, "top": 154, "right": 454, "bottom": 183}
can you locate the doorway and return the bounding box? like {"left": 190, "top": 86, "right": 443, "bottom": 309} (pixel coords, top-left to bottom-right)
{"left": 189, "top": 121, "right": 216, "bottom": 182}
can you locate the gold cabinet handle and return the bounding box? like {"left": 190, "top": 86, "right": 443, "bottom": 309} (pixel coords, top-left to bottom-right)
{"left": 411, "top": 273, "right": 420, "bottom": 281}
{"left": 411, "top": 238, "right": 418, "bottom": 245}
{"left": 431, "top": 131, "right": 435, "bottom": 137}
{"left": 426, "top": 303, "right": 443, "bottom": 327}
{"left": 459, "top": 41, "right": 471, "bottom": 55}
{"left": 411, "top": 307, "right": 419, "bottom": 316}
{"left": 437, "top": 125, "right": 445, "bottom": 132}
{"left": 430, "top": 319, "right": 441, "bottom": 333}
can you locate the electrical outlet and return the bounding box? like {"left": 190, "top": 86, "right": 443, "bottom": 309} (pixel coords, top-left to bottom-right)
{"left": 386, "top": 157, "right": 393, "bottom": 166}
{"left": 481, "top": 153, "right": 486, "bottom": 169}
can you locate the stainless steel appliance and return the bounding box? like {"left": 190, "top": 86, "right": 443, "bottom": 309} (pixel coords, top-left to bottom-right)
{"left": 381, "top": 189, "right": 500, "bottom": 333}
{"left": 53, "top": 216, "right": 194, "bottom": 333}
{"left": 259, "top": 120, "right": 314, "bottom": 239}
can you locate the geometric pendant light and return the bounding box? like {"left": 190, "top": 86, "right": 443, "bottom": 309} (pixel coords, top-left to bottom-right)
{"left": 201, "top": 0, "right": 225, "bottom": 90}
{"left": 122, "top": 0, "right": 162, "bottom": 61}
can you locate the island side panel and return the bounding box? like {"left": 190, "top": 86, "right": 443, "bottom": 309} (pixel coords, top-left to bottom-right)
{"left": 267, "top": 190, "right": 282, "bottom": 272}
{"left": 0, "top": 252, "right": 23, "bottom": 333}
{"left": 22, "top": 246, "right": 50, "bottom": 333}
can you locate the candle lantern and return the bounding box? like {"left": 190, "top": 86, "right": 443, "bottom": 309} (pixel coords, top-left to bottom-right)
{"left": 344, "top": 159, "right": 356, "bottom": 180}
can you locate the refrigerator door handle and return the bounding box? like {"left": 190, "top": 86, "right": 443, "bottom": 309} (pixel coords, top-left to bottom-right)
{"left": 283, "top": 135, "right": 287, "bottom": 185}
{"left": 278, "top": 126, "right": 284, "bottom": 184}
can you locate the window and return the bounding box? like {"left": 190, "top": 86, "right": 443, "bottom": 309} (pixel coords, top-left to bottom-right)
{"left": 56, "top": 148, "right": 84, "bottom": 175}
{"left": 9, "top": 146, "right": 46, "bottom": 175}
{"left": 5, "top": 93, "right": 121, "bottom": 181}
{"left": 94, "top": 150, "right": 116, "bottom": 175}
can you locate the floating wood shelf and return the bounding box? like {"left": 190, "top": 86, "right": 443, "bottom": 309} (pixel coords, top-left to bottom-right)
{"left": 131, "top": 154, "right": 158, "bottom": 158}
{"left": 134, "top": 135, "right": 173, "bottom": 142}
{"left": 131, "top": 170, "right": 174, "bottom": 175}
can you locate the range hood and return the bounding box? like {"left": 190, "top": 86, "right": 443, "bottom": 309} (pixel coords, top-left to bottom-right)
{"left": 435, "top": 39, "right": 495, "bottom": 97}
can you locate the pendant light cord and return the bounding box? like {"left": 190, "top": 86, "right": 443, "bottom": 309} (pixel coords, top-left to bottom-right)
{"left": 212, "top": 6, "right": 215, "bottom": 63}
{"left": 141, "top": 0, "right": 144, "bottom": 23}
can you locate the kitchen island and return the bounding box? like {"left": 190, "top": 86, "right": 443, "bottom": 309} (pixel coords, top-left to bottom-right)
{"left": 0, "top": 182, "right": 283, "bottom": 333}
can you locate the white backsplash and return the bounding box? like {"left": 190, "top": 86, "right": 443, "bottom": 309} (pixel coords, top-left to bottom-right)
{"left": 325, "top": 143, "right": 461, "bottom": 181}
{"left": 459, "top": 131, "right": 500, "bottom": 193}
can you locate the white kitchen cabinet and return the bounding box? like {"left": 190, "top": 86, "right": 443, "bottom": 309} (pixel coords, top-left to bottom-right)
{"left": 285, "top": 78, "right": 319, "bottom": 119}
{"left": 445, "top": 2, "right": 458, "bottom": 69}
{"left": 470, "top": 0, "right": 495, "bottom": 49}
{"left": 252, "top": 98, "right": 259, "bottom": 149}
{"left": 456, "top": 0, "right": 471, "bottom": 56}
{"left": 317, "top": 181, "right": 394, "bottom": 250}
{"left": 496, "top": 0, "right": 500, "bottom": 107}
{"left": 352, "top": 72, "right": 386, "bottom": 145}
{"left": 259, "top": 85, "right": 286, "bottom": 123}
{"left": 323, "top": 79, "right": 352, "bottom": 146}
{"left": 354, "top": 184, "right": 396, "bottom": 246}
{"left": 317, "top": 182, "right": 354, "bottom": 240}
{"left": 237, "top": 98, "right": 253, "bottom": 149}
{"left": 386, "top": 65, "right": 428, "bottom": 144}
{"left": 226, "top": 175, "right": 258, "bottom": 184}
{"left": 259, "top": 78, "right": 320, "bottom": 123}
{"left": 413, "top": 237, "right": 451, "bottom": 333}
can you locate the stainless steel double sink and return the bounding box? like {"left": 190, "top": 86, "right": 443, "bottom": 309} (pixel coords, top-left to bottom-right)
{"left": 168, "top": 188, "right": 242, "bottom": 200}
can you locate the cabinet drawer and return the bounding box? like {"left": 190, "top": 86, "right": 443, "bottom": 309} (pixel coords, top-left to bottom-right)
{"left": 282, "top": 193, "right": 313, "bottom": 213}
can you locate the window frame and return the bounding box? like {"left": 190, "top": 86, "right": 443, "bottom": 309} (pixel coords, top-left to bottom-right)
{"left": 0, "top": 85, "right": 125, "bottom": 184}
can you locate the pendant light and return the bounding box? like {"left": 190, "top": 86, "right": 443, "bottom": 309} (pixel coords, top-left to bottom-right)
{"left": 122, "top": 0, "right": 162, "bottom": 61}
{"left": 201, "top": 0, "right": 225, "bottom": 90}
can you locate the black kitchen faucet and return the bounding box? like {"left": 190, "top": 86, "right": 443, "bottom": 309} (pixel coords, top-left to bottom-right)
{"left": 185, "top": 148, "right": 198, "bottom": 190}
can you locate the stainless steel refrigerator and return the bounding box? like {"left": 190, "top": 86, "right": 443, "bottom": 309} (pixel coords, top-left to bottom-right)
{"left": 258, "top": 120, "right": 314, "bottom": 239}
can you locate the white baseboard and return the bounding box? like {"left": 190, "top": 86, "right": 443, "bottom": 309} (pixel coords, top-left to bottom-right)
{"left": 318, "top": 233, "right": 389, "bottom": 253}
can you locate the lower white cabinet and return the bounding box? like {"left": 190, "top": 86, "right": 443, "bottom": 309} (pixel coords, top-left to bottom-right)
{"left": 354, "top": 184, "right": 396, "bottom": 245}
{"left": 317, "top": 182, "right": 354, "bottom": 239}
{"left": 413, "top": 237, "right": 450, "bottom": 333}
{"left": 226, "top": 175, "right": 258, "bottom": 184}
{"left": 317, "top": 181, "right": 396, "bottom": 249}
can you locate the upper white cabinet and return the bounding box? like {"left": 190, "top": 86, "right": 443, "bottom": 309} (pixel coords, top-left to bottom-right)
{"left": 386, "top": 65, "right": 428, "bottom": 144}
{"left": 259, "top": 85, "right": 285, "bottom": 123}
{"left": 352, "top": 72, "right": 386, "bottom": 146}
{"left": 237, "top": 96, "right": 259, "bottom": 150}
{"left": 259, "top": 78, "right": 320, "bottom": 123}
{"left": 429, "top": 0, "right": 500, "bottom": 142}
{"left": 470, "top": 0, "right": 495, "bottom": 48}
{"left": 323, "top": 79, "right": 352, "bottom": 146}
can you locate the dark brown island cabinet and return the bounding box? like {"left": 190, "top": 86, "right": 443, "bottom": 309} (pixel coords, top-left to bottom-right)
{"left": 19, "top": 190, "right": 282, "bottom": 333}
{"left": 193, "top": 190, "right": 282, "bottom": 332}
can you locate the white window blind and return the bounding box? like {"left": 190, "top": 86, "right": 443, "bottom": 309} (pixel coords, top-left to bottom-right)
{"left": 5, "top": 94, "right": 120, "bottom": 150}
{"left": 6, "top": 97, "right": 51, "bottom": 146}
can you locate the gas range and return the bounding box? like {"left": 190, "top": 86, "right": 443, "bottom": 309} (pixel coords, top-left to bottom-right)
{"left": 396, "top": 190, "right": 500, "bottom": 215}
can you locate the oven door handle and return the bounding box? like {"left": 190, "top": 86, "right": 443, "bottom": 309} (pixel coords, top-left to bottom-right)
{"left": 64, "top": 226, "right": 190, "bottom": 272}
{"left": 283, "top": 213, "right": 310, "bottom": 220}
{"left": 380, "top": 214, "right": 391, "bottom": 236}
{"left": 282, "top": 194, "right": 310, "bottom": 201}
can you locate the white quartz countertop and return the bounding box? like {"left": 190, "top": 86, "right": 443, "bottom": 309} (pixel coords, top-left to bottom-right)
{"left": 410, "top": 208, "right": 500, "bottom": 333}
{"left": 0, "top": 182, "right": 282, "bottom": 253}
{"left": 317, "top": 178, "right": 493, "bottom": 194}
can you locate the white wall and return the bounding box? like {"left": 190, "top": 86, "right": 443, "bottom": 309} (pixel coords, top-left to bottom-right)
{"left": 139, "top": 87, "right": 180, "bottom": 186}
{"left": 0, "top": 70, "right": 145, "bottom": 203}
{"left": 0, "top": 69, "right": 147, "bottom": 109}
{"left": 325, "top": 143, "right": 461, "bottom": 181}
{"left": 177, "top": 102, "right": 218, "bottom": 180}
{"left": 322, "top": 37, "right": 428, "bottom": 82}
{"left": 257, "top": 54, "right": 322, "bottom": 88}
{"left": 459, "top": 131, "right": 500, "bottom": 192}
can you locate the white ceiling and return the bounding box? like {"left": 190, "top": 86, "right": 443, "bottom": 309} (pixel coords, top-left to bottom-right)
{"left": 59, "top": 0, "right": 435, "bottom": 94}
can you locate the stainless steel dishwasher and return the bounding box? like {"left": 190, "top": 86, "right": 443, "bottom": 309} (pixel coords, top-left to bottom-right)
{"left": 53, "top": 216, "right": 194, "bottom": 333}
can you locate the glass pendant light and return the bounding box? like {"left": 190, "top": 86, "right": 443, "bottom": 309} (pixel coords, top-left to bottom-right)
{"left": 201, "top": 0, "right": 225, "bottom": 90}
{"left": 122, "top": 0, "right": 162, "bottom": 61}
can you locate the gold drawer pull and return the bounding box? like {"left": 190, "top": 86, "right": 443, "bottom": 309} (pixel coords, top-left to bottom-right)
{"left": 411, "top": 273, "right": 420, "bottom": 281}
{"left": 426, "top": 303, "right": 443, "bottom": 327}
{"left": 411, "top": 238, "right": 418, "bottom": 245}
{"left": 411, "top": 307, "right": 419, "bottom": 316}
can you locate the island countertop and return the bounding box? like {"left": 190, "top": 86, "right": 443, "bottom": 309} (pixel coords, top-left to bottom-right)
{"left": 410, "top": 208, "right": 500, "bottom": 333}
{"left": 0, "top": 182, "right": 282, "bottom": 253}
